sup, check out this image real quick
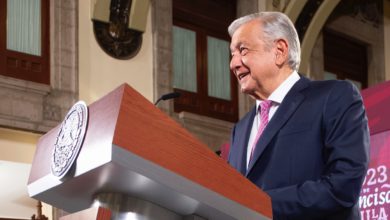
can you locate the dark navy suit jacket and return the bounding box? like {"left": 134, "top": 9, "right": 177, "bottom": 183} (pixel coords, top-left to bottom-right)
{"left": 229, "top": 77, "right": 370, "bottom": 220}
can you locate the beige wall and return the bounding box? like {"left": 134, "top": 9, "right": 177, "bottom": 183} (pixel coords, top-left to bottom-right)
{"left": 79, "top": 0, "right": 154, "bottom": 104}
{"left": 0, "top": 127, "right": 39, "bottom": 163}
{"left": 0, "top": 160, "right": 37, "bottom": 219}
{"left": 0, "top": 128, "right": 52, "bottom": 219}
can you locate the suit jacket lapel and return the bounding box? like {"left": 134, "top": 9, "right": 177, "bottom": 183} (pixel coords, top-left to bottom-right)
{"left": 236, "top": 108, "right": 256, "bottom": 175}
{"left": 246, "top": 77, "right": 310, "bottom": 176}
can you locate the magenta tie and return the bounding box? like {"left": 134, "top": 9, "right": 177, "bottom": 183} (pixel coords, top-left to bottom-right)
{"left": 250, "top": 100, "right": 272, "bottom": 161}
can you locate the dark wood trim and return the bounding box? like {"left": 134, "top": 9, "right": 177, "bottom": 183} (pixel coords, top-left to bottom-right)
{"left": 174, "top": 89, "right": 238, "bottom": 122}
{"left": 174, "top": 89, "right": 201, "bottom": 114}
{"left": 41, "top": 0, "right": 50, "bottom": 84}
{"left": 198, "top": 29, "right": 208, "bottom": 108}
{"left": 173, "top": 0, "right": 235, "bottom": 38}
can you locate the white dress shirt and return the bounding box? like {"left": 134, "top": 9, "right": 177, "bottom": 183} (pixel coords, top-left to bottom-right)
{"left": 246, "top": 71, "right": 301, "bottom": 168}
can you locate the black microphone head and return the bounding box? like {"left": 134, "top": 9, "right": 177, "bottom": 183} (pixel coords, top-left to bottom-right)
{"left": 161, "top": 92, "right": 181, "bottom": 100}
{"left": 154, "top": 92, "right": 181, "bottom": 105}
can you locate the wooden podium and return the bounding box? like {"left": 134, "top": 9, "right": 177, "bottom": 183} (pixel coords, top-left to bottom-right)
{"left": 27, "top": 84, "right": 272, "bottom": 220}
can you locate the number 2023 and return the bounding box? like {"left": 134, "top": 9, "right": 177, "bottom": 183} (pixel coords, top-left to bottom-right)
{"left": 363, "top": 165, "right": 388, "bottom": 186}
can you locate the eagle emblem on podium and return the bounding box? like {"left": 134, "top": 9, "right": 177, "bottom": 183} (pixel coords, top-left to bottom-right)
{"left": 51, "top": 101, "right": 88, "bottom": 179}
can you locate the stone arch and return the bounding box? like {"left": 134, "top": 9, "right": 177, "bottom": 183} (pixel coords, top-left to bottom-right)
{"left": 284, "top": 0, "right": 308, "bottom": 22}
{"left": 294, "top": 0, "right": 341, "bottom": 75}
{"left": 267, "top": 0, "right": 341, "bottom": 76}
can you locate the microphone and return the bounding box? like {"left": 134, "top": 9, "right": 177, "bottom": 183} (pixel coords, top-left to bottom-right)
{"left": 154, "top": 92, "right": 181, "bottom": 105}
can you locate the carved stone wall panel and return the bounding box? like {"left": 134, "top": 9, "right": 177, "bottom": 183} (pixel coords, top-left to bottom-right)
{"left": 0, "top": 76, "right": 54, "bottom": 132}
{"left": 61, "top": 0, "right": 77, "bottom": 9}
{"left": 155, "top": 48, "right": 171, "bottom": 79}
{"left": 59, "top": 7, "right": 77, "bottom": 28}
{"left": 0, "top": 89, "right": 43, "bottom": 122}
{"left": 155, "top": 30, "right": 173, "bottom": 52}
{"left": 44, "top": 90, "right": 77, "bottom": 120}
{"left": 46, "top": 0, "right": 79, "bottom": 124}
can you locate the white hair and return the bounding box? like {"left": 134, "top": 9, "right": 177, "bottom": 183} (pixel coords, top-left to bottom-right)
{"left": 228, "top": 12, "right": 301, "bottom": 71}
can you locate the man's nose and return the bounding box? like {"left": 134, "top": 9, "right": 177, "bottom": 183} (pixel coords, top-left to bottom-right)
{"left": 230, "top": 55, "right": 242, "bottom": 74}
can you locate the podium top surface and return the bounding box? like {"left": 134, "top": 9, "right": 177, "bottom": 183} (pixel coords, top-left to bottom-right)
{"left": 28, "top": 83, "right": 272, "bottom": 220}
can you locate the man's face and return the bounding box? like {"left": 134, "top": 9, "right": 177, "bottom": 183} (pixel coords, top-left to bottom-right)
{"left": 230, "top": 20, "right": 277, "bottom": 99}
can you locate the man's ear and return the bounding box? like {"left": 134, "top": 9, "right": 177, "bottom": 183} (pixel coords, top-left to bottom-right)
{"left": 274, "top": 38, "right": 289, "bottom": 66}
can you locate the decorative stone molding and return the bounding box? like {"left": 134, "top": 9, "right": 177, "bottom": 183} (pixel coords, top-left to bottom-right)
{"left": 0, "top": 76, "right": 54, "bottom": 132}
{"left": 0, "top": 0, "right": 78, "bottom": 133}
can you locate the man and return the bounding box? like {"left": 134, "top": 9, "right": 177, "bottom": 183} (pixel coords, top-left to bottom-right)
{"left": 228, "top": 12, "right": 369, "bottom": 219}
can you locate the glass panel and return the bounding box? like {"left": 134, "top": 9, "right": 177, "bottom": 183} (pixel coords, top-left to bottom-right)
{"left": 324, "top": 71, "right": 337, "bottom": 80}
{"left": 7, "top": 0, "right": 41, "bottom": 56}
{"left": 346, "top": 78, "right": 362, "bottom": 90}
{"left": 173, "top": 26, "right": 197, "bottom": 92}
{"left": 207, "top": 36, "right": 231, "bottom": 100}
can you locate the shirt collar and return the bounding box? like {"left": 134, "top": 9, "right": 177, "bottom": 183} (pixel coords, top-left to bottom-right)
{"left": 256, "top": 71, "right": 300, "bottom": 111}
